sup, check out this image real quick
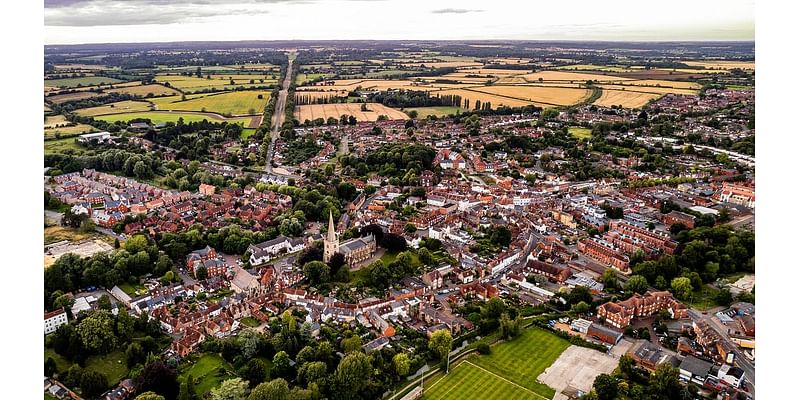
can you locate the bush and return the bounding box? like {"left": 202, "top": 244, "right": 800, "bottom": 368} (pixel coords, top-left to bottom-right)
{"left": 477, "top": 343, "right": 491, "bottom": 355}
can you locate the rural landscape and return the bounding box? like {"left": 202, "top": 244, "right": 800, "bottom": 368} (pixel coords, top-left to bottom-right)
{"left": 43, "top": 37, "right": 755, "bottom": 400}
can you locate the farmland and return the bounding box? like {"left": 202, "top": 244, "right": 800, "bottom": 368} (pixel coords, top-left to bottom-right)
{"left": 74, "top": 100, "right": 153, "bottom": 116}
{"left": 403, "top": 106, "right": 463, "bottom": 118}
{"left": 44, "top": 76, "right": 125, "bottom": 88}
{"left": 44, "top": 115, "right": 96, "bottom": 138}
{"left": 153, "top": 90, "right": 270, "bottom": 115}
{"left": 593, "top": 89, "right": 662, "bottom": 108}
{"left": 44, "top": 137, "right": 87, "bottom": 155}
{"left": 155, "top": 74, "right": 277, "bottom": 92}
{"left": 432, "top": 89, "right": 536, "bottom": 109}
{"left": 682, "top": 60, "right": 755, "bottom": 70}
{"left": 469, "top": 85, "right": 592, "bottom": 106}
{"left": 94, "top": 111, "right": 252, "bottom": 126}
{"left": 295, "top": 103, "right": 409, "bottom": 122}
{"left": 45, "top": 91, "right": 103, "bottom": 104}
{"left": 423, "top": 327, "right": 570, "bottom": 400}
{"left": 105, "top": 83, "right": 180, "bottom": 97}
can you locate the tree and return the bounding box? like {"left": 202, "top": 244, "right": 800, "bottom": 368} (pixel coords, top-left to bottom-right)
{"left": 571, "top": 301, "right": 591, "bottom": 316}
{"left": 392, "top": 353, "right": 410, "bottom": 377}
{"left": 240, "top": 359, "right": 268, "bottom": 387}
{"left": 238, "top": 329, "right": 262, "bottom": 360}
{"left": 137, "top": 361, "right": 180, "bottom": 400}
{"left": 80, "top": 369, "right": 108, "bottom": 398}
{"left": 624, "top": 275, "right": 649, "bottom": 294}
{"left": 428, "top": 329, "right": 453, "bottom": 361}
{"left": 211, "top": 378, "right": 250, "bottom": 400}
{"left": 196, "top": 266, "right": 209, "bottom": 280}
{"left": 77, "top": 310, "right": 117, "bottom": 354}
{"left": 592, "top": 374, "right": 618, "bottom": 400}
{"left": 125, "top": 235, "right": 150, "bottom": 254}
{"left": 404, "top": 223, "right": 417, "bottom": 234}
{"left": 341, "top": 335, "right": 362, "bottom": 354}
{"left": 297, "top": 361, "right": 327, "bottom": 385}
{"left": 98, "top": 294, "right": 112, "bottom": 311}
{"left": 248, "top": 378, "right": 289, "bottom": 400}
{"left": 302, "top": 261, "right": 330, "bottom": 285}
{"left": 272, "top": 351, "right": 291, "bottom": 379}
{"left": 333, "top": 352, "right": 372, "bottom": 398}
{"left": 601, "top": 269, "right": 618, "bottom": 290}
{"left": 715, "top": 288, "right": 734, "bottom": 306}
{"left": 499, "top": 313, "right": 523, "bottom": 339}
{"left": 649, "top": 363, "right": 685, "bottom": 399}
{"left": 670, "top": 277, "right": 693, "bottom": 300}
{"left": 135, "top": 393, "right": 166, "bottom": 400}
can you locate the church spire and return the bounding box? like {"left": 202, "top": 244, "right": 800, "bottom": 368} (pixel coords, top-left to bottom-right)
{"left": 327, "top": 210, "right": 336, "bottom": 241}
{"left": 324, "top": 210, "right": 338, "bottom": 263}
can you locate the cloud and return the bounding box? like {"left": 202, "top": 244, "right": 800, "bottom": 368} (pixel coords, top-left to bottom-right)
{"left": 431, "top": 8, "right": 483, "bottom": 14}
{"left": 45, "top": 1, "right": 273, "bottom": 26}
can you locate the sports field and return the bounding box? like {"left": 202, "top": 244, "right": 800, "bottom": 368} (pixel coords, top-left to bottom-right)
{"left": 423, "top": 327, "right": 569, "bottom": 400}
{"left": 568, "top": 127, "right": 592, "bottom": 140}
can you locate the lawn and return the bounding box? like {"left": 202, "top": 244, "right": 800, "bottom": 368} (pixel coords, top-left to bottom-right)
{"left": 95, "top": 111, "right": 251, "bottom": 126}
{"left": 85, "top": 351, "right": 128, "bottom": 388}
{"left": 179, "top": 353, "right": 236, "bottom": 397}
{"left": 687, "top": 285, "right": 721, "bottom": 311}
{"left": 44, "top": 348, "right": 71, "bottom": 375}
{"left": 118, "top": 281, "right": 147, "bottom": 297}
{"left": 404, "top": 106, "right": 462, "bottom": 118}
{"left": 241, "top": 128, "right": 257, "bottom": 140}
{"left": 568, "top": 127, "right": 593, "bottom": 140}
{"left": 423, "top": 327, "right": 568, "bottom": 400}
{"left": 44, "top": 225, "right": 99, "bottom": 245}
{"left": 240, "top": 316, "right": 260, "bottom": 328}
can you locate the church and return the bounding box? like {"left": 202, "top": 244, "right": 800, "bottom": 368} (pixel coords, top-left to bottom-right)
{"left": 324, "top": 211, "right": 377, "bottom": 266}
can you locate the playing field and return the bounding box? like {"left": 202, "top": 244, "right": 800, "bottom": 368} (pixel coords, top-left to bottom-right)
{"left": 94, "top": 111, "right": 252, "bottom": 126}
{"left": 593, "top": 89, "right": 663, "bottom": 108}
{"left": 153, "top": 90, "right": 270, "bottom": 115}
{"left": 423, "top": 327, "right": 569, "bottom": 400}
{"left": 105, "top": 83, "right": 179, "bottom": 97}
{"left": 295, "top": 103, "right": 409, "bottom": 122}
{"left": 568, "top": 127, "right": 593, "bottom": 140}
{"left": 74, "top": 100, "right": 153, "bottom": 116}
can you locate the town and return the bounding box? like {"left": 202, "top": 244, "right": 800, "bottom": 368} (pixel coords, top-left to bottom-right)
{"left": 42, "top": 40, "right": 755, "bottom": 400}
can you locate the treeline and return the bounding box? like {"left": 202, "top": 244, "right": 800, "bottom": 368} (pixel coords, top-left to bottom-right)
{"left": 338, "top": 143, "right": 436, "bottom": 184}
{"left": 368, "top": 90, "right": 463, "bottom": 108}
{"left": 45, "top": 148, "right": 162, "bottom": 179}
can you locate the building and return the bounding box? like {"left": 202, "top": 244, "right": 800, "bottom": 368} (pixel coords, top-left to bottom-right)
{"left": 577, "top": 238, "right": 630, "bottom": 271}
{"left": 338, "top": 235, "right": 377, "bottom": 265}
{"left": 679, "top": 355, "right": 713, "bottom": 385}
{"left": 44, "top": 309, "right": 68, "bottom": 335}
{"left": 525, "top": 259, "right": 573, "bottom": 283}
{"left": 323, "top": 211, "right": 339, "bottom": 263}
{"left": 587, "top": 323, "right": 623, "bottom": 345}
{"left": 78, "top": 131, "right": 112, "bottom": 143}
{"left": 663, "top": 210, "right": 697, "bottom": 229}
{"left": 597, "top": 291, "right": 688, "bottom": 329}
{"left": 718, "top": 183, "right": 755, "bottom": 209}
{"left": 199, "top": 183, "right": 216, "bottom": 196}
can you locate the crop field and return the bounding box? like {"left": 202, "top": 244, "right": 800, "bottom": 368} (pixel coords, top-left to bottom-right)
{"left": 423, "top": 327, "right": 569, "bottom": 400}
{"left": 296, "top": 73, "right": 333, "bottom": 84}
{"left": 44, "top": 76, "right": 125, "bottom": 88}
{"left": 294, "top": 90, "right": 349, "bottom": 101}
{"left": 621, "top": 79, "right": 702, "bottom": 90}
{"left": 94, "top": 111, "right": 252, "bottom": 125}
{"left": 45, "top": 91, "right": 104, "bottom": 104}
{"left": 555, "top": 64, "right": 637, "bottom": 73}
{"left": 74, "top": 100, "right": 153, "bottom": 116}
{"left": 53, "top": 63, "right": 115, "bottom": 71}
{"left": 105, "top": 83, "right": 180, "bottom": 97}
{"left": 400, "top": 61, "right": 483, "bottom": 68}
{"left": 470, "top": 85, "right": 592, "bottom": 106}
{"left": 155, "top": 74, "right": 277, "bottom": 92}
{"left": 403, "top": 106, "right": 463, "bottom": 118}
{"left": 596, "top": 84, "right": 698, "bottom": 96}
{"left": 153, "top": 90, "right": 271, "bottom": 115}
{"left": 433, "top": 89, "right": 536, "bottom": 109}
{"left": 593, "top": 89, "right": 662, "bottom": 108}
{"left": 519, "top": 70, "right": 631, "bottom": 83}
{"left": 682, "top": 60, "right": 755, "bottom": 70}
{"left": 44, "top": 115, "right": 96, "bottom": 138}
{"left": 295, "top": 103, "right": 409, "bottom": 122}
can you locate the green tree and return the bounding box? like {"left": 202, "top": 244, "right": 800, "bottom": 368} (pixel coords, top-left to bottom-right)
{"left": 670, "top": 277, "right": 693, "bottom": 300}
{"left": 333, "top": 352, "right": 372, "bottom": 398}
{"left": 211, "top": 378, "right": 249, "bottom": 400}
{"left": 624, "top": 275, "right": 649, "bottom": 294}
{"left": 297, "top": 361, "right": 327, "bottom": 385}
{"left": 77, "top": 311, "right": 117, "bottom": 354}
{"left": 715, "top": 288, "right": 734, "bottom": 306}
{"left": 247, "top": 378, "right": 289, "bottom": 400}
{"left": 648, "top": 363, "right": 685, "bottom": 399}
{"left": 272, "top": 351, "right": 291, "bottom": 379}
{"left": 134, "top": 393, "right": 166, "bottom": 400}
{"left": 303, "top": 261, "right": 330, "bottom": 285}
{"left": 341, "top": 335, "right": 362, "bottom": 354}
{"left": 125, "top": 235, "right": 149, "bottom": 253}
{"left": 80, "top": 369, "right": 108, "bottom": 398}
{"left": 593, "top": 373, "right": 618, "bottom": 400}
{"left": 601, "top": 269, "right": 618, "bottom": 290}
{"left": 240, "top": 358, "right": 268, "bottom": 387}
{"left": 571, "top": 301, "right": 591, "bottom": 316}
{"left": 392, "top": 353, "right": 410, "bottom": 377}
{"left": 428, "top": 329, "right": 453, "bottom": 360}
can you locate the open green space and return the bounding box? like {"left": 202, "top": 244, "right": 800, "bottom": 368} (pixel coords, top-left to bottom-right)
{"left": 44, "top": 348, "right": 71, "bottom": 375}
{"left": 568, "top": 127, "right": 592, "bottom": 140}
{"left": 404, "top": 106, "right": 462, "bottom": 118}
{"left": 179, "top": 353, "right": 236, "bottom": 397}
{"left": 423, "top": 327, "right": 568, "bottom": 400}
{"left": 241, "top": 128, "right": 257, "bottom": 140}
{"left": 95, "top": 111, "right": 251, "bottom": 126}
{"left": 118, "top": 281, "right": 147, "bottom": 297}
{"left": 154, "top": 90, "right": 270, "bottom": 115}
{"left": 240, "top": 316, "right": 260, "bottom": 328}
{"left": 44, "top": 137, "right": 86, "bottom": 155}
{"left": 687, "top": 285, "right": 722, "bottom": 311}
{"left": 45, "top": 76, "right": 125, "bottom": 88}
{"left": 85, "top": 350, "right": 129, "bottom": 388}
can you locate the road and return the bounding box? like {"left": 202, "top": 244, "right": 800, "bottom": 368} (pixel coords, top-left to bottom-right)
{"left": 688, "top": 310, "right": 756, "bottom": 397}
{"left": 264, "top": 53, "right": 295, "bottom": 175}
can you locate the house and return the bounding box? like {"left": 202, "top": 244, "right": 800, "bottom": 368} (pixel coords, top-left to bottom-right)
{"left": 679, "top": 355, "right": 713, "bottom": 385}
{"left": 363, "top": 336, "right": 390, "bottom": 353}
{"left": 715, "top": 364, "right": 745, "bottom": 388}
{"left": 525, "top": 259, "right": 573, "bottom": 283}
{"left": 199, "top": 183, "right": 216, "bottom": 196}
{"left": 44, "top": 309, "right": 68, "bottom": 335}
{"left": 663, "top": 210, "right": 697, "bottom": 229}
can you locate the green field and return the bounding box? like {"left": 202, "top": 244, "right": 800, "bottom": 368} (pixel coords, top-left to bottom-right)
{"left": 155, "top": 74, "right": 277, "bottom": 92}
{"left": 404, "top": 106, "right": 462, "bottom": 118}
{"left": 240, "top": 316, "right": 259, "bottom": 328}
{"left": 568, "top": 127, "right": 592, "bottom": 140}
{"left": 295, "top": 73, "right": 331, "bottom": 85}
{"left": 179, "top": 353, "right": 236, "bottom": 397}
{"left": 423, "top": 327, "right": 569, "bottom": 400}
{"left": 95, "top": 111, "right": 251, "bottom": 126}
{"left": 44, "top": 348, "right": 71, "bottom": 375}
{"left": 241, "top": 128, "right": 257, "bottom": 140}
{"left": 44, "top": 137, "right": 85, "bottom": 155}
{"left": 154, "top": 90, "right": 270, "bottom": 115}
{"left": 85, "top": 351, "right": 129, "bottom": 388}
{"left": 45, "top": 76, "right": 125, "bottom": 88}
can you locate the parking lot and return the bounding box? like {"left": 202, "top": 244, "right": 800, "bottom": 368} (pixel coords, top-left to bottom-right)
{"left": 539, "top": 339, "right": 634, "bottom": 400}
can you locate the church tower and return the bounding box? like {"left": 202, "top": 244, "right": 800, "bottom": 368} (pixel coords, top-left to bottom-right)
{"left": 323, "top": 210, "right": 338, "bottom": 263}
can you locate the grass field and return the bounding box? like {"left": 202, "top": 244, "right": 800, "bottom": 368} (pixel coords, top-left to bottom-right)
{"left": 85, "top": 351, "right": 128, "bottom": 388}
{"left": 74, "top": 100, "right": 153, "bottom": 116}
{"left": 404, "top": 106, "right": 462, "bottom": 118}
{"left": 46, "top": 91, "right": 104, "bottom": 104}
{"left": 593, "top": 89, "right": 662, "bottom": 108}
{"left": 44, "top": 123, "right": 96, "bottom": 139}
{"left": 45, "top": 76, "right": 125, "bottom": 88}
{"left": 295, "top": 103, "right": 409, "bottom": 122}
{"left": 44, "top": 348, "right": 71, "bottom": 375}
{"left": 44, "top": 225, "right": 100, "bottom": 245}
{"left": 568, "top": 127, "right": 593, "bottom": 140}
{"left": 423, "top": 327, "right": 569, "bottom": 400}
{"left": 155, "top": 74, "right": 277, "bottom": 92}
{"left": 105, "top": 83, "right": 179, "bottom": 97}
{"left": 95, "top": 111, "right": 252, "bottom": 126}
{"left": 118, "top": 281, "right": 147, "bottom": 297}
{"left": 154, "top": 90, "right": 270, "bottom": 115}
{"left": 179, "top": 353, "right": 236, "bottom": 397}
{"left": 240, "top": 317, "right": 260, "bottom": 328}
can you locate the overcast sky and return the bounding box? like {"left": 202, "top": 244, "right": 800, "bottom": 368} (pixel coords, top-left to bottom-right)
{"left": 44, "top": 0, "right": 755, "bottom": 45}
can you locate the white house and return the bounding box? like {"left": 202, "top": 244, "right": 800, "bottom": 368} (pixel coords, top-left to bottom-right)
{"left": 44, "top": 309, "right": 68, "bottom": 335}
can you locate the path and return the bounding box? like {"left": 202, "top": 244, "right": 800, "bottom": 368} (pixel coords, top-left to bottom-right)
{"left": 265, "top": 53, "right": 295, "bottom": 174}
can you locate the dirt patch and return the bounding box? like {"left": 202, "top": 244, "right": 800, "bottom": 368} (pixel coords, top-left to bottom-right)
{"left": 539, "top": 340, "right": 634, "bottom": 399}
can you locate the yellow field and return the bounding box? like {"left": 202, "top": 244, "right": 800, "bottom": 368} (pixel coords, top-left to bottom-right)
{"left": 555, "top": 64, "right": 636, "bottom": 73}
{"left": 53, "top": 64, "right": 114, "bottom": 71}
{"left": 400, "top": 61, "right": 483, "bottom": 68}
{"left": 74, "top": 100, "right": 154, "bottom": 117}
{"left": 489, "top": 58, "right": 534, "bottom": 64}
{"left": 415, "top": 74, "right": 494, "bottom": 84}
{"left": 295, "top": 103, "right": 410, "bottom": 122}
{"left": 469, "top": 85, "right": 592, "bottom": 106}
{"left": 46, "top": 91, "right": 103, "bottom": 104}
{"left": 596, "top": 84, "right": 698, "bottom": 96}
{"left": 153, "top": 90, "right": 270, "bottom": 115}
{"left": 459, "top": 68, "right": 531, "bottom": 76}
{"left": 433, "top": 89, "right": 537, "bottom": 109}
{"left": 495, "top": 76, "right": 529, "bottom": 84}
{"left": 682, "top": 60, "right": 755, "bottom": 70}
{"left": 106, "top": 83, "right": 179, "bottom": 97}
{"left": 155, "top": 74, "right": 277, "bottom": 92}
{"left": 44, "top": 115, "right": 68, "bottom": 129}
{"left": 294, "top": 91, "right": 349, "bottom": 101}
{"left": 44, "top": 115, "right": 96, "bottom": 138}
{"left": 520, "top": 70, "right": 631, "bottom": 83}
{"left": 593, "top": 90, "right": 663, "bottom": 108}
{"left": 622, "top": 80, "right": 702, "bottom": 89}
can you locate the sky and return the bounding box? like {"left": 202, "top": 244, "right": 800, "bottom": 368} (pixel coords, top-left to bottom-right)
{"left": 44, "top": 0, "right": 755, "bottom": 45}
